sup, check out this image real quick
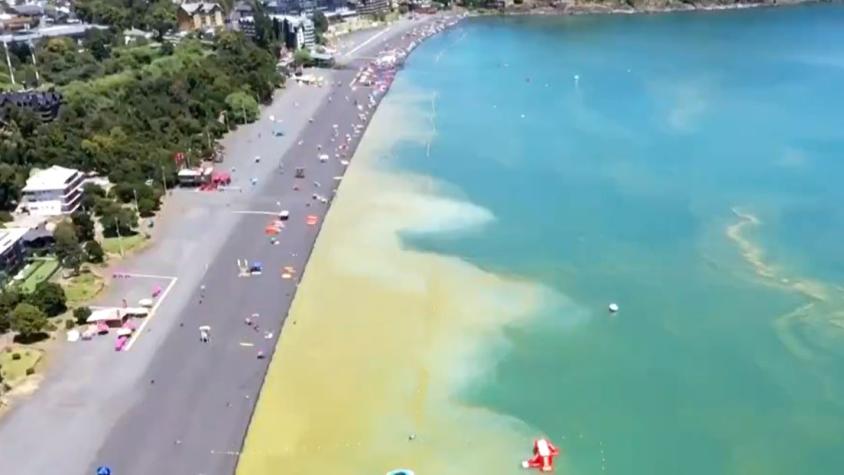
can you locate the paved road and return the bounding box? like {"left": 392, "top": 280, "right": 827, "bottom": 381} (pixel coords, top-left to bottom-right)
{"left": 0, "top": 17, "right": 439, "bottom": 475}
{"left": 91, "top": 18, "right": 441, "bottom": 475}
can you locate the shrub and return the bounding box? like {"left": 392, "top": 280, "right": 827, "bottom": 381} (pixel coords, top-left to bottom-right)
{"left": 28, "top": 282, "right": 67, "bottom": 317}
{"left": 65, "top": 319, "right": 76, "bottom": 330}
{"left": 73, "top": 307, "right": 92, "bottom": 325}
{"left": 137, "top": 197, "right": 156, "bottom": 217}
{"left": 11, "top": 353, "right": 20, "bottom": 361}
{"left": 85, "top": 240, "right": 105, "bottom": 263}
{"left": 10, "top": 303, "right": 47, "bottom": 341}
{"left": 25, "top": 367, "right": 35, "bottom": 376}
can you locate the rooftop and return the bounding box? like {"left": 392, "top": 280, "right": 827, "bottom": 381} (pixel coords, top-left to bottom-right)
{"left": 0, "top": 23, "right": 107, "bottom": 43}
{"left": 22, "top": 165, "right": 81, "bottom": 193}
{"left": 0, "top": 227, "right": 29, "bottom": 256}
{"left": 180, "top": 2, "right": 222, "bottom": 14}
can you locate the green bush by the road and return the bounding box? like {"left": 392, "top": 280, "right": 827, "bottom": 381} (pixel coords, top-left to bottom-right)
{"left": 74, "top": 306, "right": 92, "bottom": 325}
{"left": 10, "top": 303, "right": 47, "bottom": 341}
{"left": 28, "top": 282, "right": 67, "bottom": 317}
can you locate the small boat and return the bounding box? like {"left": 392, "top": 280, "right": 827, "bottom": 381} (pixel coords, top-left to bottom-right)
{"left": 608, "top": 303, "right": 619, "bottom": 313}
{"left": 386, "top": 470, "right": 415, "bottom": 475}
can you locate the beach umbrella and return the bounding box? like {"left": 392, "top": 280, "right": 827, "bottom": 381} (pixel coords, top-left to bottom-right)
{"left": 96, "top": 466, "right": 112, "bottom": 475}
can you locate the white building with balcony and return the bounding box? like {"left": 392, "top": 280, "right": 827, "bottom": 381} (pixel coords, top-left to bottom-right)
{"left": 18, "top": 165, "right": 85, "bottom": 216}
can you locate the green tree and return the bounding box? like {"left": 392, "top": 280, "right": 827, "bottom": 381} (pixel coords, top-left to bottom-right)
{"left": 160, "top": 40, "right": 174, "bottom": 56}
{"left": 137, "top": 197, "right": 156, "bottom": 217}
{"left": 73, "top": 306, "right": 92, "bottom": 325}
{"left": 251, "top": 1, "right": 278, "bottom": 51}
{"left": 28, "top": 282, "right": 67, "bottom": 317}
{"left": 54, "top": 222, "right": 85, "bottom": 274}
{"left": 84, "top": 240, "right": 105, "bottom": 263}
{"left": 93, "top": 197, "right": 115, "bottom": 217}
{"left": 293, "top": 48, "right": 312, "bottom": 67}
{"left": 0, "top": 289, "right": 23, "bottom": 334}
{"left": 313, "top": 10, "right": 328, "bottom": 36}
{"left": 83, "top": 29, "right": 115, "bottom": 61}
{"left": 313, "top": 11, "right": 328, "bottom": 34}
{"left": 113, "top": 182, "right": 138, "bottom": 203}
{"left": 100, "top": 203, "right": 138, "bottom": 237}
{"left": 147, "top": 2, "right": 177, "bottom": 39}
{"left": 81, "top": 183, "right": 106, "bottom": 212}
{"left": 0, "top": 164, "right": 24, "bottom": 211}
{"left": 71, "top": 211, "right": 96, "bottom": 242}
{"left": 11, "top": 303, "right": 48, "bottom": 341}
{"left": 225, "top": 91, "right": 259, "bottom": 124}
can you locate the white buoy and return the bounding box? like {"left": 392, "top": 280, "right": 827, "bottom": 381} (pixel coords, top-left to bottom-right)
{"left": 608, "top": 303, "right": 619, "bottom": 313}
{"left": 574, "top": 74, "right": 580, "bottom": 88}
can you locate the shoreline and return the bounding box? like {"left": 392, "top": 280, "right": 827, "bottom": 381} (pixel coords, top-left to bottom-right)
{"left": 235, "top": 54, "right": 552, "bottom": 475}
{"left": 234, "top": 14, "right": 468, "bottom": 471}
{"left": 480, "top": 0, "right": 824, "bottom": 17}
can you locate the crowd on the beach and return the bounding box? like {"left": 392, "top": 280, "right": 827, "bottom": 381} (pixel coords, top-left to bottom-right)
{"left": 353, "top": 15, "right": 464, "bottom": 91}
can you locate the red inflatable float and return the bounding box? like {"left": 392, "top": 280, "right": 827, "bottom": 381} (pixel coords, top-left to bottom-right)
{"left": 522, "top": 438, "right": 560, "bottom": 472}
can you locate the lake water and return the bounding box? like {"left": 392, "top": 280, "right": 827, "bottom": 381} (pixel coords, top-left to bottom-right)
{"left": 239, "top": 6, "right": 844, "bottom": 475}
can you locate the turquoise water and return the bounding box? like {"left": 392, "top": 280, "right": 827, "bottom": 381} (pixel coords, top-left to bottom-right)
{"left": 386, "top": 5, "right": 844, "bottom": 475}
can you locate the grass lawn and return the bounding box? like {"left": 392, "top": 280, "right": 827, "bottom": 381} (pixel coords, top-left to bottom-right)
{"left": 0, "top": 347, "right": 43, "bottom": 385}
{"left": 18, "top": 259, "right": 60, "bottom": 293}
{"left": 102, "top": 234, "right": 148, "bottom": 255}
{"left": 64, "top": 271, "right": 105, "bottom": 305}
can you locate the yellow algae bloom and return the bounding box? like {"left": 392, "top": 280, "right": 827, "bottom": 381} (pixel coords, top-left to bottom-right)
{"left": 238, "top": 90, "right": 548, "bottom": 475}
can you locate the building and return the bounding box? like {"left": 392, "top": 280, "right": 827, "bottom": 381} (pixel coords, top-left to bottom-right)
{"left": 0, "top": 23, "right": 108, "bottom": 44}
{"left": 177, "top": 2, "right": 225, "bottom": 32}
{"left": 228, "top": 0, "right": 254, "bottom": 31}
{"left": 17, "top": 165, "right": 85, "bottom": 216}
{"left": 0, "top": 91, "right": 62, "bottom": 122}
{"left": 9, "top": 4, "right": 45, "bottom": 18}
{"left": 356, "top": 0, "right": 390, "bottom": 16}
{"left": 122, "top": 28, "right": 154, "bottom": 45}
{"left": 0, "top": 13, "right": 36, "bottom": 32}
{"left": 236, "top": 15, "right": 257, "bottom": 38}
{"left": 0, "top": 227, "right": 29, "bottom": 279}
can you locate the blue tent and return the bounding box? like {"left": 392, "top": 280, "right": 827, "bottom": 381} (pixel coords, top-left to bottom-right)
{"left": 96, "top": 467, "right": 112, "bottom": 475}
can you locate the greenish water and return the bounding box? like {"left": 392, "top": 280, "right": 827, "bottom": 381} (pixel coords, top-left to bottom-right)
{"left": 386, "top": 6, "right": 844, "bottom": 475}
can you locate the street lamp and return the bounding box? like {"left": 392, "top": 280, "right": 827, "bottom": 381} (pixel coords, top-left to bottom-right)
{"left": 114, "top": 215, "right": 124, "bottom": 257}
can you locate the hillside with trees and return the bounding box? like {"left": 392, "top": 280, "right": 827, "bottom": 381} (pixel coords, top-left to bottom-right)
{"left": 0, "top": 27, "right": 282, "bottom": 212}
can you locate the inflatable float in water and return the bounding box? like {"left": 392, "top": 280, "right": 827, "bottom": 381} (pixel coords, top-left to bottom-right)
{"left": 522, "top": 438, "right": 560, "bottom": 472}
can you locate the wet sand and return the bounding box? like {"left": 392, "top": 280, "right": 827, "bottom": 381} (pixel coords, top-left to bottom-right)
{"left": 238, "top": 88, "right": 553, "bottom": 475}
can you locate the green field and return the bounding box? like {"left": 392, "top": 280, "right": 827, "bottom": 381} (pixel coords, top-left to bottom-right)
{"left": 18, "top": 259, "right": 60, "bottom": 293}
{"left": 102, "top": 234, "right": 148, "bottom": 255}
{"left": 64, "top": 272, "right": 105, "bottom": 305}
{"left": 0, "top": 347, "right": 42, "bottom": 385}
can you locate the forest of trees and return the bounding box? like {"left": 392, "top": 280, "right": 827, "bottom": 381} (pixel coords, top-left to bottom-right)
{"left": 73, "top": 0, "right": 178, "bottom": 39}
{"left": 0, "top": 22, "right": 282, "bottom": 212}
